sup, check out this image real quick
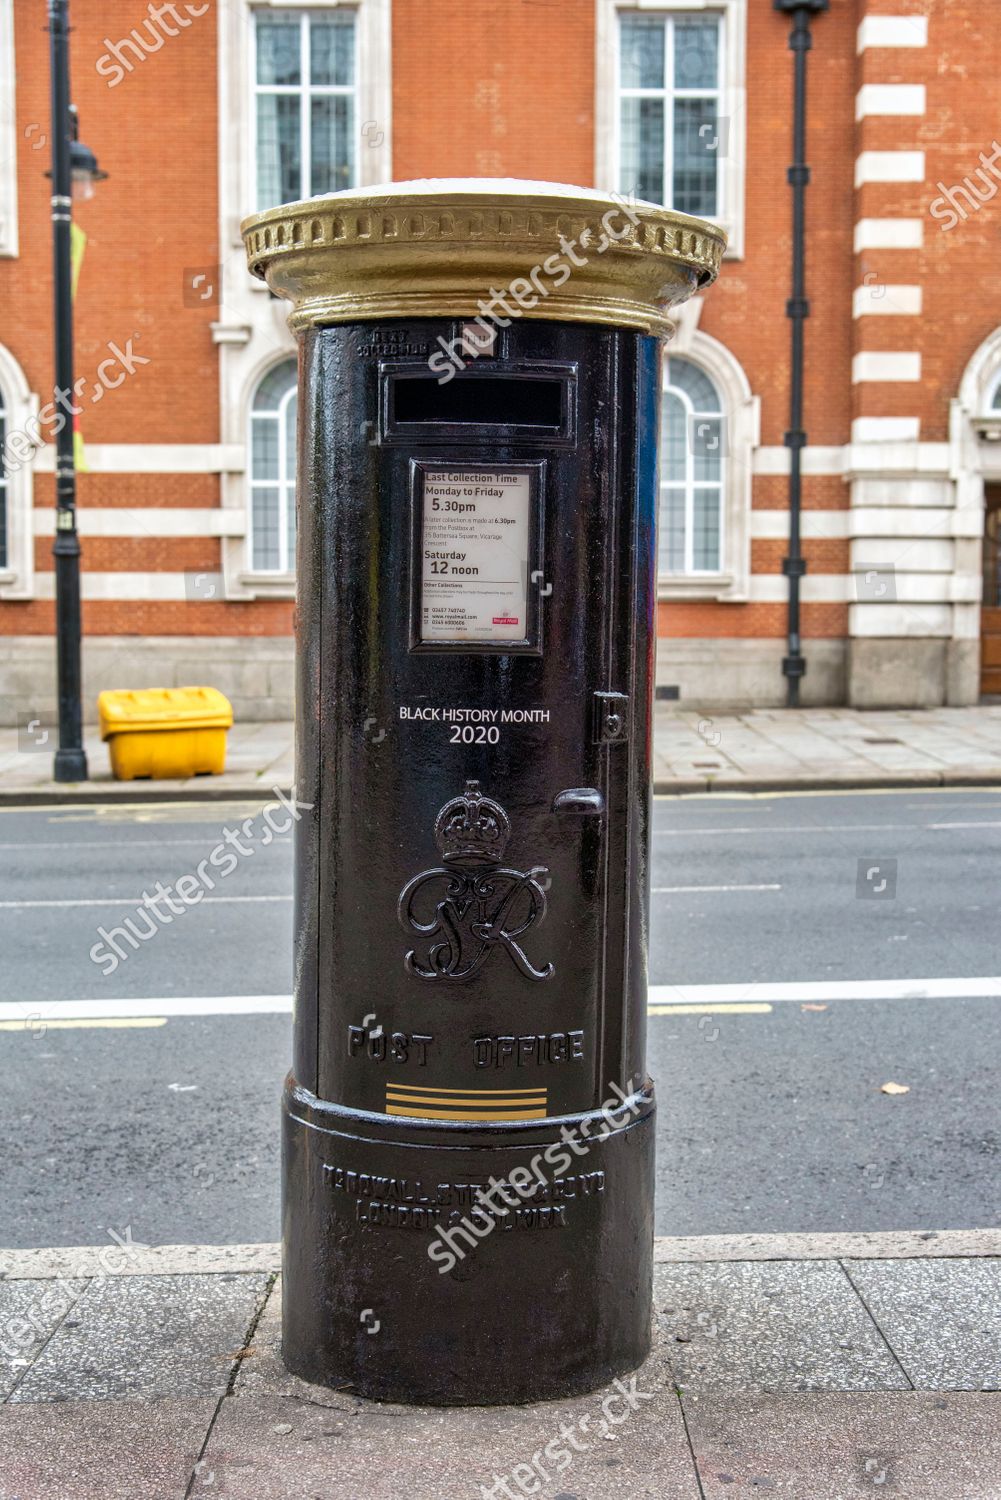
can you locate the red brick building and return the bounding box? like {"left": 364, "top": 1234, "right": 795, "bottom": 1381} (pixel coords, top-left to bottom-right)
{"left": 1, "top": 0, "right": 1000, "bottom": 718}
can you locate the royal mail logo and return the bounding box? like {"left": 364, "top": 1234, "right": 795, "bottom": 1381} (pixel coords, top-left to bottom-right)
{"left": 398, "top": 780, "right": 554, "bottom": 983}
{"left": 492, "top": 615, "right": 518, "bottom": 625}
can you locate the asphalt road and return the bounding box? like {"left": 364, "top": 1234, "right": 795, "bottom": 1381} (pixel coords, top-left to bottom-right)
{"left": 1, "top": 788, "right": 1000, "bottom": 1247}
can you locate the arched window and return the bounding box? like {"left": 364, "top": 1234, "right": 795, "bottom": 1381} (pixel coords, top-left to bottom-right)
{"left": 249, "top": 358, "right": 297, "bottom": 573}
{"left": 0, "top": 342, "right": 36, "bottom": 598}
{"left": 661, "top": 355, "right": 724, "bottom": 575}
{"left": 0, "top": 381, "right": 8, "bottom": 570}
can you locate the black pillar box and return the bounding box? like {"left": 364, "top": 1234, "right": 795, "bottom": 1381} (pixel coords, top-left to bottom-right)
{"left": 243, "top": 181, "right": 725, "bottom": 1406}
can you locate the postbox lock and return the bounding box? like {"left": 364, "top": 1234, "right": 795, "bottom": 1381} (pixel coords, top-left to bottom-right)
{"left": 594, "top": 691, "right": 629, "bottom": 745}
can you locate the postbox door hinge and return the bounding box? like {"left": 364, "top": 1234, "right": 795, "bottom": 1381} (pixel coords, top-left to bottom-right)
{"left": 593, "top": 691, "right": 629, "bottom": 745}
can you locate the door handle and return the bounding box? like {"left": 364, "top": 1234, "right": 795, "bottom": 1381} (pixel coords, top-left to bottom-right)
{"left": 551, "top": 787, "right": 605, "bottom": 816}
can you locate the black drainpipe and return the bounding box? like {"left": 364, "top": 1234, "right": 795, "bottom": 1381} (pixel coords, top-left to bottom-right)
{"left": 775, "top": 0, "right": 827, "bottom": 706}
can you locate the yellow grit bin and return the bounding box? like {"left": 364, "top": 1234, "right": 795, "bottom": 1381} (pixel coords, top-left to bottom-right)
{"left": 98, "top": 687, "right": 234, "bottom": 780}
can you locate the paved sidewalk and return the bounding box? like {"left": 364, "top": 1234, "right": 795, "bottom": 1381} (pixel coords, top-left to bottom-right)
{"left": 654, "top": 704, "right": 1001, "bottom": 793}
{"left": 1, "top": 1231, "right": 999, "bottom": 1498}
{"left": 1, "top": 706, "right": 1000, "bottom": 803}
{"left": 0, "top": 720, "right": 295, "bottom": 805}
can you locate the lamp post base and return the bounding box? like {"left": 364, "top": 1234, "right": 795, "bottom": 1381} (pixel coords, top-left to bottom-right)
{"left": 53, "top": 747, "right": 88, "bottom": 782}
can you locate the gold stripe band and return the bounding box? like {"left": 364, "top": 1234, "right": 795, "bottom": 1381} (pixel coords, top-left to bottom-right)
{"left": 385, "top": 1084, "right": 549, "bottom": 1097}
{"left": 386, "top": 1095, "right": 546, "bottom": 1108}
{"left": 386, "top": 1105, "right": 547, "bottom": 1121}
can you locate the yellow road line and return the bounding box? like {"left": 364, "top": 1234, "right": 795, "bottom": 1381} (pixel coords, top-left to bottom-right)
{"left": 0, "top": 1017, "right": 168, "bottom": 1031}
{"left": 647, "top": 1002, "right": 773, "bottom": 1016}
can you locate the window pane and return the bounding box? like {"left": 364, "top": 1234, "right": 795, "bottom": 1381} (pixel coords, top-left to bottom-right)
{"left": 252, "top": 487, "right": 282, "bottom": 571}
{"left": 256, "top": 17, "right": 300, "bottom": 85}
{"left": 310, "top": 17, "right": 354, "bottom": 86}
{"left": 661, "top": 392, "right": 687, "bottom": 483}
{"left": 257, "top": 94, "right": 301, "bottom": 208}
{"left": 311, "top": 95, "right": 353, "bottom": 195}
{"left": 252, "top": 417, "right": 279, "bottom": 481}
{"left": 620, "top": 17, "right": 664, "bottom": 89}
{"left": 691, "top": 417, "right": 722, "bottom": 482}
{"left": 673, "top": 97, "right": 719, "bottom": 216}
{"left": 674, "top": 20, "right": 719, "bottom": 90}
{"left": 0, "top": 407, "right": 7, "bottom": 569}
{"left": 668, "top": 357, "right": 721, "bottom": 412}
{"left": 0, "top": 409, "right": 6, "bottom": 571}
{"left": 284, "top": 394, "right": 297, "bottom": 482}
{"left": 620, "top": 98, "right": 664, "bottom": 204}
{"left": 286, "top": 483, "right": 297, "bottom": 566}
{"left": 661, "top": 359, "right": 725, "bottom": 578}
{"left": 253, "top": 359, "right": 298, "bottom": 411}
{"left": 660, "top": 487, "right": 686, "bottom": 573}
{"left": 692, "top": 487, "right": 721, "bottom": 571}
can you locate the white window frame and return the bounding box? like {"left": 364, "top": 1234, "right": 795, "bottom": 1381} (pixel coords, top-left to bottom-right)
{"left": 0, "top": 343, "right": 37, "bottom": 600}
{"left": 248, "top": 359, "right": 298, "bottom": 576}
{"left": 216, "top": 0, "right": 391, "bottom": 600}
{"left": 661, "top": 359, "right": 725, "bottom": 575}
{"left": 657, "top": 317, "right": 757, "bottom": 601}
{"left": 0, "top": 0, "right": 19, "bottom": 258}
{"left": 619, "top": 13, "right": 722, "bottom": 220}
{"left": 252, "top": 8, "right": 358, "bottom": 211}
{"left": 595, "top": 0, "right": 746, "bottom": 259}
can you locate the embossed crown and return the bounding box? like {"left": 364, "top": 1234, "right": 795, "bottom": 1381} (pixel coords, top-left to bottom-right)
{"left": 434, "top": 781, "right": 510, "bottom": 866}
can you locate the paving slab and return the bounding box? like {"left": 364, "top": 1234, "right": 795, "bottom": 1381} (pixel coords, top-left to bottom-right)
{"left": 0, "top": 1278, "right": 86, "bottom": 1398}
{"left": 229, "top": 1286, "right": 701, "bottom": 1495}
{"left": 653, "top": 1260, "right": 910, "bottom": 1394}
{"left": 0, "top": 1242, "right": 281, "bottom": 1280}
{"left": 208, "top": 1370, "right": 701, "bottom": 1500}
{"left": 232, "top": 1275, "right": 362, "bottom": 1413}
{"left": 653, "top": 1229, "right": 1001, "bottom": 1263}
{"left": 10, "top": 1271, "right": 270, "bottom": 1402}
{"left": 0, "top": 1396, "right": 216, "bottom": 1500}
{"left": 684, "top": 1391, "right": 1001, "bottom": 1499}
{"left": 845, "top": 1257, "right": 1001, "bottom": 1391}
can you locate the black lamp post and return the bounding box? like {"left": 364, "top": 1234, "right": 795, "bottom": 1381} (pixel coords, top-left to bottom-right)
{"left": 47, "top": 0, "right": 106, "bottom": 781}
{"left": 774, "top": 0, "right": 827, "bottom": 707}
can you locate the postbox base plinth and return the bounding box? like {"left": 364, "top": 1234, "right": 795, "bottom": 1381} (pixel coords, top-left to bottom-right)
{"left": 281, "top": 1076, "right": 655, "bottom": 1406}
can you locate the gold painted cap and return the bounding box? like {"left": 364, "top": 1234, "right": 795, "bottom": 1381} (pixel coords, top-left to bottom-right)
{"left": 241, "top": 178, "right": 726, "bottom": 336}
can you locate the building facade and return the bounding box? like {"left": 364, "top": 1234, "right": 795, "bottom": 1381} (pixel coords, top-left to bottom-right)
{"left": 1, "top": 0, "right": 1000, "bottom": 720}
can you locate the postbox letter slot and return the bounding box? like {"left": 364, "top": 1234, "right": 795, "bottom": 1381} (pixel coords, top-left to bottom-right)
{"left": 392, "top": 374, "right": 564, "bottom": 429}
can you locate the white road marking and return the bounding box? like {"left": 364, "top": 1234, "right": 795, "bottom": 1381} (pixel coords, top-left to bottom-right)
{"left": 0, "top": 839, "right": 291, "bottom": 851}
{"left": 0, "top": 1017, "right": 167, "bottom": 1031}
{"left": 654, "top": 821, "right": 1001, "bottom": 836}
{"left": 0, "top": 800, "right": 271, "bottom": 817}
{"left": 653, "top": 883, "right": 781, "bottom": 894}
{"left": 0, "top": 895, "right": 292, "bottom": 908}
{"left": 649, "top": 1003, "right": 773, "bottom": 1015}
{"left": 649, "top": 977, "right": 1001, "bottom": 1005}
{"left": 0, "top": 996, "right": 293, "bottom": 1023}
{"left": 928, "top": 821, "right": 1001, "bottom": 830}
{"left": 3, "top": 976, "right": 998, "bottom": 1029}
{"left": 653, "top": 788, "right": 1001, "bottom": 803}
